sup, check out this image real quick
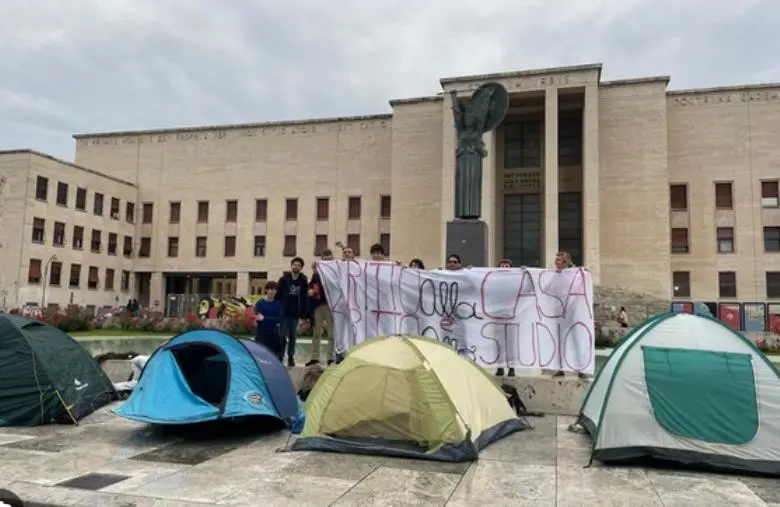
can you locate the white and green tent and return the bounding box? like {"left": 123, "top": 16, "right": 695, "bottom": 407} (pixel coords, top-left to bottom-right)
{"left": 578, "top": 312, "right": 780, "bottom": 476}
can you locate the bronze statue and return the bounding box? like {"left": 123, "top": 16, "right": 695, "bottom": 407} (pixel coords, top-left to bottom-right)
{"left": 450, "top": 83, "right": 509, "bottom": 219}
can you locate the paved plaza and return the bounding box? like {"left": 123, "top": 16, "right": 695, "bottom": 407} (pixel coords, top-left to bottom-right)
{"left": 0, "top": 405, "right": 777, "bottom": 506}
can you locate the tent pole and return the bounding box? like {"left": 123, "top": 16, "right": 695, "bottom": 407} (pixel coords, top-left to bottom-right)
{"left": 54, "top": 390, "right": 78, "bottom": 425}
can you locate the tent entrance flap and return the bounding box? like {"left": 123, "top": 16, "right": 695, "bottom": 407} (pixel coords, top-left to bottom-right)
{"left": 642, "top": 346, "right": 759, "bottom": 445}
{"left": 171, "top": 344, "right": 229, "bottom": 407}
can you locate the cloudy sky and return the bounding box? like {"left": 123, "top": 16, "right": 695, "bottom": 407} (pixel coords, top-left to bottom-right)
{"left": 1, "top": 0, "right": 778, "bottom": 159}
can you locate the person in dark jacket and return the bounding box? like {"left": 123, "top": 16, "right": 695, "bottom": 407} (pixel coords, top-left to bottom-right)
{"left": 307, "top": 249, "right": 335, "bottom": 366}
{"left": 254, "top": 281, "right": 284, "bottom": 361}
{"left": 276, "top": 257, "right": 309, "bottom": 367}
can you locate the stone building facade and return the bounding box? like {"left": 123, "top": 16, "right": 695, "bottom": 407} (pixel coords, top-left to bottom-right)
{"left": 2, "top": 63, "right": 780, "bottom": 321}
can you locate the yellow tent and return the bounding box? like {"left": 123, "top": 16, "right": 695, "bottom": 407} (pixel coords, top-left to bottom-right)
{"left": 292, "top": 336, "right": 529, "bottom": 462}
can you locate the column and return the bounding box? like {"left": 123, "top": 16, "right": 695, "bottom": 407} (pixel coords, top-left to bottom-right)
{"left": 481, "top": 130, "right": 496, "bottom": 265}
{"left": 150, "top": 272, "right": 164, "bottom": 312}
{"left": 236, "top": 272, "right": 250, "bottom": 296}
{"left": 544, "top": 88, "right": 559, "bottom": 267}
{"left": 582, "top": 85, "right": 601, "bottom": 282}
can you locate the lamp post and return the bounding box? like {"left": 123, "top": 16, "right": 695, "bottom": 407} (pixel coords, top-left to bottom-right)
{"left": 41, "top": 254, "right": 57, "bottom": 310}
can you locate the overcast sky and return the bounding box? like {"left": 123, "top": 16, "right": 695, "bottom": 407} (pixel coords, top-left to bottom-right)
{"left": 1, "top": 0, "right": 778, "bottom": 159}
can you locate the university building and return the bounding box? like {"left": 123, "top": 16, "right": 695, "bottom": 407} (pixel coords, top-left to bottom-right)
{"left": 2, "top": 63, "right": 780, "bottom": 326}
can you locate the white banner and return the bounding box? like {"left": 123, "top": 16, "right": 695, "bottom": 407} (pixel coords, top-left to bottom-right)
{"left": 317, "top": 260, "right": 595, "bottom": 373}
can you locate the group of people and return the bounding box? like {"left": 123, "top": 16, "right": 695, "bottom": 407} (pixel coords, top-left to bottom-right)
{"left": 252, "top": 245, "right": 590, "bottom": 380}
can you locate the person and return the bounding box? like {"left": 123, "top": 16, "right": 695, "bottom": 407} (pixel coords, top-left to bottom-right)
{"left": 369, "top": 243, "right": 385, "bottom": 261}
{"left": 276, "top": 257, "right": 309, "bottom": 367}
{"left": 254, "top": 281, "right": 284, "bottom": 361}
{"left": 445, "top": 254, "right": 463, "bottom": 271}
{"left": 409, "top": 258, "right": 425, "bottom": 269}
{"left": 617, "top": 306, "right": 629, "bottom": 328}
{"left": 498, "top": 259, "right": 512, "bottom": 268}
{"left": 307, "top": 250, "right": 335, "bottom": 366}
{"left": 551, "top": 251, "right": 587, "bottom": 379}
{"left": 496, "top": 259, "right": 515, "bottom": 377}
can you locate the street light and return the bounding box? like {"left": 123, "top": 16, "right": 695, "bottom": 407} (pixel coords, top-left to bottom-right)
{"left": 41, "top": 254, "right": 58, "bottom": 310}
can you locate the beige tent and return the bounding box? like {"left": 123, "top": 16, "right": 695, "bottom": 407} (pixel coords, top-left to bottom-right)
{"left": 292, "top": 336, "right": 529, "bottom": 461}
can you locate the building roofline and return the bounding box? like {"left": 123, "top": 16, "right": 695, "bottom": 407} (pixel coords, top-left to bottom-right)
{"left": 389, "top": 95, "right": 443, "bottom": 107}
{"left": 667, "top": 81, "right": 780, "bottom": 96}
{"left": 601, "top": 76, "right": 671, "bottom": 87}
{"left": 72, "top": 113, "right": 393, "bottom": 139}
{"left": 439, "top": 63, "right": 603, "bottom": 86}
{"left": 0, "top": 149, "right": 137, "bottom": 187}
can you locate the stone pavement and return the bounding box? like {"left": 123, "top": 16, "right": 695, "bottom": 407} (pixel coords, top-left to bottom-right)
{"left": 0, "top": 406, "right": 778, "bottom": 506}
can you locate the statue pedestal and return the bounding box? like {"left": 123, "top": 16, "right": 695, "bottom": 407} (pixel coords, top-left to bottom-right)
{"left": 446, "top": 219, "right": 489, "bottom": 267}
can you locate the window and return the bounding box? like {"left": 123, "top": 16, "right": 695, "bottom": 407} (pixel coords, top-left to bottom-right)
{"left": 53, "top": 222, "right": 65, "bottom": 246}
{"left": 348, "top": 197, "right": 362, "bottom": 220}
{"left": 139, "top": 237, "right": 151, "bottom": 258}
{"left": 73, "top": 226, "right": 84, "bottom": 250}
{"left": 169, "top": 202, "right": 181, "bottom": 224}
{"left": 75, "top": 187, "right": 87, "bottom": 210}
{"left": 126, "top": 202, "right": 135, "bottom": 223}
{"left": 764, "top": 227, "right": 780, "bottom": 252}
{"left": 121, "top": 270, "right": 130, "bottom": 291}
{"left": 558, "top": 113, "right": 583, "bottom": 166}
{"left": 32, "top": 218, "right": 45, "bottom": 243}
{"left": 380, "top": 195, "right": 391, "bottom": 219}
{"left": 167, "top": 237, "right": 179, "bottom": 257}
{"left": 717, "top": 227, "right": 734, "bottom": 253}
{"left": 56, "top": 182, "right": 68, "bottom": 206}
{"left": 35, "top": 176, "right": 48, "bottom": 201}
{"left": 49, "top": 261, "right": 62, "bottom": 286}
{"left": 226, "top": 200, "right": 238, "bottom": 222}
{"left": 108, "top": 233, "right": 117, "bottom": 255}
{"left": 28, "top": 259, "right": 42, "bottom": 284}
{"left": 254, "top": 236, "right": 266, "bottom": 257}
{"left": 195, "top": 237, "right": 207, "bottom": 257}
{"left": 504, "top": 120, "right": 542, "bottom": 168}
{"left": 88, "top": 266, "right": 99, "bottom": 289}
{"left": 283, "top": 235, "right": 297, "bottom": 256}
{"left": 142, "top": 202, "right": 154, "bottom": 224}
{"left": 761, "top": 181, "right": 779, "bottom": 207}
{"left": 110, "top": 198, "right": 120, "bottom": 219}
{"left": 224, "top": 236, "right": 236, "bottom": 257}
{"left": 768, "top": 272, "right": 780, "bottom": 298}
{"left": 123, "top": 236, "right": 133, "bottom": 257}
{"left": 285, "top": 198, "right": 298, "bottom": 221}
{"left": 718, "top": 271, "right": 737, "bottom": 298}
{"left": 715, "top": 182, "right": 733, "bottom": 209}
{"left": 673, "top": 271, "right": 691, "bottom": 298}
{"left": 671, "top": 228, "right": 689, "bottom": 253}
{"left": 347, "top": 234, "right": 361, "bottom": 256}
{"left": 670, "top": 184, "right": 688, "bottom": 210}
{"left": 69, "top": 264, "right": 81, "bottom": 288}
{"left": 255, "top": 199, "right": 267, "bottom": 222}
{"left": 316, "top": 198, "right": 329, "bottom": 220}
{"left": 380, "top": 233, "right": 391, "bottom": 255}
{"left": 93, "top": 192, "right": 104, "bottom": 216}
{"left": 315, "top": 234, "right": 328, "bottom": 255}
{"left": 90, "top": 230, "right": 101, "bottom": 253}
{"left": 197, "top": 201, "right": 209, "bottom": 223}
{"left": 105, "top": 269, "right": 115, "bottom": 290}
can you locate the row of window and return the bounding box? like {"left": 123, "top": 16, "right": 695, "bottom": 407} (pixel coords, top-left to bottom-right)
{"left": 670, "top": 226, "right": 780, "bottom": 254}
{"left": 503, "top": 114, "right": 584, "bottom": 169}
{"left": 672, "top": 271, "right": 780, "bottom": 299}
{"left": 164, "top": 233, "right": 390, "bottom": 259}
{"left": 669, "top": 180, "right": 780, "bottom": 210}
{"left": 35, "top": 176, "right": 137, "bottom": 223}
{"left": 28, "top": 259, "right": 131, "bottom": 291}
{"left": 32, "top": 218, "right": 135, "bottom": 256}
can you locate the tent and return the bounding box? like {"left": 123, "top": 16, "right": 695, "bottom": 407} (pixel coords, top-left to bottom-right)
{"left": 578, "top": 312, "right": 780, "bottom": 476}
{"left": 0, "top": 314, "right": 116, "bottom": 426}
{"left": 292, "top": 335, "right": 528, "bottom": 462}
{"left": 113, "top": 329, "right": 303, "bottom": 427}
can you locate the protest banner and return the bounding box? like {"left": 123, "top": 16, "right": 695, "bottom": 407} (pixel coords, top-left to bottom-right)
{"left": 317, "top": 260, "right": 595, "bottom": 374}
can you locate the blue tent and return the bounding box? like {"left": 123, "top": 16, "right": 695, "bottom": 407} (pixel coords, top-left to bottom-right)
{"left": 113, "top": 329, "right": 303, "bottom": 427}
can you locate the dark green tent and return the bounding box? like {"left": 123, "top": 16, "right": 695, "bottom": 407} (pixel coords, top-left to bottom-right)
{"left": 0, "top": 314, "right": 116, "bottom": 426}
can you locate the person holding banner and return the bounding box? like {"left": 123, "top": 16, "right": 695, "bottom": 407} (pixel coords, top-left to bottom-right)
{"left": 552, "top": 252, "right": 587, "bottom": 379}
{"left": 307, "top": 250, "right": 335, "bottom": 366}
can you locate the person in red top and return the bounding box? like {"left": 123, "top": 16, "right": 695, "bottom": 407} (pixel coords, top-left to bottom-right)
{"left": 307, "top": 249, "right": 335, "bottom": 366}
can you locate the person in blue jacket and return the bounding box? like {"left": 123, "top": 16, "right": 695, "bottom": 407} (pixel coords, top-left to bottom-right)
{"left": 254, "top": 281, "right": 284, "bottom": 362}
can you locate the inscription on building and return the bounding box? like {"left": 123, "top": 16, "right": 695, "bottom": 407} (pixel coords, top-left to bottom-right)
{"left": 672, "top": 89, "right": 780, "bottom": 107}
{"left": 503, "top": 170, "right": 541, "bottom": 191}
{"left": 75, "top": 119, "right": 389, "bottom": 148}
{"left": 455, "top": 73, "right": 589, "bottom": 95}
